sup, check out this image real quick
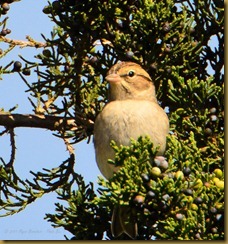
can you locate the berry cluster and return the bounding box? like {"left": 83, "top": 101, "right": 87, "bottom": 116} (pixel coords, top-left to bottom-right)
{"left": 0, "top": 2, "right": 10, "bottom": 15}
{"left": 0, "top": 0, "right": 17, "bottom": 16}
{"left": 204, "top": 107, "right": 221, "bottom": 137}
{"left": 1, "top": 2, "right": 14, "bottom": 36}
{"left": 129, "top": 155, "right": 224, "bottom": 239}
{"left": 0, "top": 27, "right": 10, "bottom": 36}
{"left": 12, "top": 61, "right": 31, "bottom": 75}
{"left": 131, "top": 156, "right": 171, "bottom": 214}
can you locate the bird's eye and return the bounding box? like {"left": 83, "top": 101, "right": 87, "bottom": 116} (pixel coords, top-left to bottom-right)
{"left": 128, "top": 70, "right": 135, "bottom": 77}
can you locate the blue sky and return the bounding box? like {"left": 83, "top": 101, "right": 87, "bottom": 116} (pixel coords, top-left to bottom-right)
{"left": 0, "top": 0, "right": 100, "bottom": 240}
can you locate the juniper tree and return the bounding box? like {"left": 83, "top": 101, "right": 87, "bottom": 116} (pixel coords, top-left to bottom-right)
{"left": 0, "top": 0, "right": 224, "bottom": 240}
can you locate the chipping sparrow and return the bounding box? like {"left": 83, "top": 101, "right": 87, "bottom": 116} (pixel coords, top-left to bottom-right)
{"left": 94, "top": 61, "right": 169, "bottom": 239}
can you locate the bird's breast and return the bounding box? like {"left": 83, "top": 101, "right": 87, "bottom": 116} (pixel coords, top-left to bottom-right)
{"left": 93, "top": 99, "right": 169, "bottom": 178}
{"left": 97, "top": 100, "right": 168, "bottom": 142}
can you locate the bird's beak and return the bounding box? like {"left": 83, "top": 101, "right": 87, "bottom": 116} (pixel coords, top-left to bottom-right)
{"left": 105, "top": 73, "right": 122, "bottom": 83}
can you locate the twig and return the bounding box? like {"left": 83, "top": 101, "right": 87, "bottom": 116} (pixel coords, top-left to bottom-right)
{"left": 8, "top": 128, "right": 16, "bottom": 167}
{"left": 63, "top": 137, "right": 75, "bottom": 155}
{"left": 0, "top": 35, "right": 47, "bottom": 48}
{"left": 0, "top": 127, "right": 8, "bottom": 136}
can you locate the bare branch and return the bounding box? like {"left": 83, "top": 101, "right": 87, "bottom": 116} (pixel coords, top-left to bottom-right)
{"left": 0, "top": 113, "right": 94, "bottom": 132}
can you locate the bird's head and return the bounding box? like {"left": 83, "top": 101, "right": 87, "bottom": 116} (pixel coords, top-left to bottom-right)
{"left": 106, "top": 62, "right": 157, "bottom": 102}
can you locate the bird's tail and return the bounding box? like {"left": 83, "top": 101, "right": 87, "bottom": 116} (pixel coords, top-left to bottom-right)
{"left": 111, "top": 205, "right": 138, "bottom": 239}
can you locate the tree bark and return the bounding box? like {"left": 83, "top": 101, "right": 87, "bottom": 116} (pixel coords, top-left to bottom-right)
{"left": 0, "top": 113, "right": 94, "bottom": 131}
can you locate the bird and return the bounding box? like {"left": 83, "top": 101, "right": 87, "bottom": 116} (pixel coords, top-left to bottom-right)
{"left": 93, "top": 61, "right": 169, "bottom": 239}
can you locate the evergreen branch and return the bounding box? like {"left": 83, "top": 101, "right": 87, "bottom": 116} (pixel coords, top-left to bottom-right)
{"left": 0, "top": 35, "right": 47, "bottom": 48}
{"left": 0, "top": 155, "right": 76, "bottom": 217}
